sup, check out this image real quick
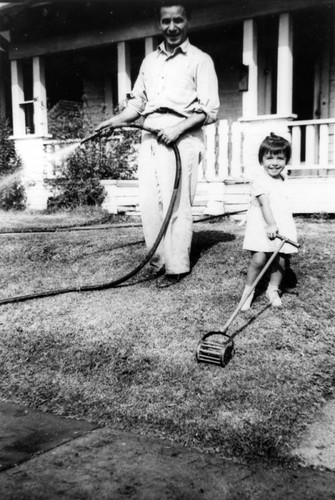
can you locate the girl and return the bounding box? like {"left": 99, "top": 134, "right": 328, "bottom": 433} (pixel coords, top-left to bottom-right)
{"left": 240, "top": 133, "right": 298, "bottom": 310}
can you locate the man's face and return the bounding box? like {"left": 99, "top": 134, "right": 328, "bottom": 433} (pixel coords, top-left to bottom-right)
{"left": 159, "top": 5, "right": 189, "bottom": 52}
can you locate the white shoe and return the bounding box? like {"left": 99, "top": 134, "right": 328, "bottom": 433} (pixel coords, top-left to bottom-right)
{"left": 266, "top": 287, "right": 282, "bottom": 307}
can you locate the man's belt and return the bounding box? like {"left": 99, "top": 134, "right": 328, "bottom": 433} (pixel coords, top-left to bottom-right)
{"left": 153, "top": 107, "right": 185, "bottom": 117}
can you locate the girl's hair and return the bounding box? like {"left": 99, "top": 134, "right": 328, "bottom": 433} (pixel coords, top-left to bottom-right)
{"left": 258, "top": 132, "right": 291, "bottom": 164}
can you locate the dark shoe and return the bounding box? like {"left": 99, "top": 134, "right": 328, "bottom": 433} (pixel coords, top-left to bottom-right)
{"left": 156, "top": 273, "right": 189, "bottom": 288}
{"left": 142, "top": 266, "right": 165, "bottom": 280}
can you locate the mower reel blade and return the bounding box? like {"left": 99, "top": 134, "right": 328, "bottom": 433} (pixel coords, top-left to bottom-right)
{"left": 196, "top": 332, "right": 235, "bottom": 367}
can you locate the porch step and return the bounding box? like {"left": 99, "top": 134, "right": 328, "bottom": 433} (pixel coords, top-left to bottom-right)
{"left": 288, "top": 169, "right": 335, "bottom": 178}
{"left": 287, "top": 177, "right": 335, "bottom": 213}
{"left": 101, "top": 179, "right": 251, "bottom": 217}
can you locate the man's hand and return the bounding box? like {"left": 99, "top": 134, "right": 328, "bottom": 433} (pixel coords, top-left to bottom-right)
{"left": 95, "top": 108, "right": 141, "bottom": 135}
{"left": 95, "top": 118, "right": 115, "bottom": 133}
{"left": 156, "top": 124, "right": 183, "bottom": 145}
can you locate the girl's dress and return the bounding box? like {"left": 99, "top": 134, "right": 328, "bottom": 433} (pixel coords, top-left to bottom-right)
{"left": 243, "top": 170, "right": 298, "bottom": 254}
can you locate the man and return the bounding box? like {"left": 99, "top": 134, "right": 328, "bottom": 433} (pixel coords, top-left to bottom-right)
{"left": 96, "top": 2, "right": 220, "bottom": 287}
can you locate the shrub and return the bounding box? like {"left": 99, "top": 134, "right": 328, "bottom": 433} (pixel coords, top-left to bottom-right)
{"left": 0, "top": 118, "right": 26, "bottom": 211}
{"left": 47, "top": 100, "right": 86, "bottom": 140}
{"left": 46, "top": 129, "right": 141, "bottom": 211}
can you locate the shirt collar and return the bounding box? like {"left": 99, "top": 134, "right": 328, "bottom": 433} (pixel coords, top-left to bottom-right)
{"left": 158, "top": 38, "right": 189, "bottom": 56}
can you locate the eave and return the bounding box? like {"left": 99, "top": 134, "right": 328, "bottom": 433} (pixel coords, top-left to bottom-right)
{"left": 2, "top": 0, "right": 335, "bottom": 60}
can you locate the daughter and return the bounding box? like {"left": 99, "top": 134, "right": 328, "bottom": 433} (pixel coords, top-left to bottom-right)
{"left": 240, "top": 133, "right": 298, "bottom": 310}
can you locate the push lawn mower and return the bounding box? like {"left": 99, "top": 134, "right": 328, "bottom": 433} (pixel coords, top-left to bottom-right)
{"left": 196, "top": 234, "right": 300, "bottom": 367}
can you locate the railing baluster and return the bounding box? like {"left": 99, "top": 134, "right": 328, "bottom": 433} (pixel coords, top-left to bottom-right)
{"left": 203, "top": 124, "right": 216, "bottom": 181}
{"left": 231, "top": 121, "right": 242, "bottom": 178}
{"left": 217, "top": 119, "right": 229, "bottom": 180}
{"left": 214, "top": 121, "right": 220, "bottom": 176}
{"left": 305, "top": 124, "right": 316, "bottom": 165}
{"left": 291, "top": 125, "right": 301, "bottom": 167}
{"left": 319, "top": 123, "right": 329, "bottom": 167}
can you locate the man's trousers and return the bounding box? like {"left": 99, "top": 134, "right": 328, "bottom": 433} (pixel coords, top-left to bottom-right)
{"left": 138, "top": 113, "right": 204, "bottom": 275}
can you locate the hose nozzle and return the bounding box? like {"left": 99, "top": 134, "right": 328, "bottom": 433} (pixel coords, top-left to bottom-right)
{"left": 80, "top": 131, "right": 100, "bottom": 145}
{"left": 80, "top": 126, "right": 114, "bottom": 145}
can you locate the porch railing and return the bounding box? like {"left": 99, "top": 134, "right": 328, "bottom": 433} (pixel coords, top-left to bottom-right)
{"left": 201, "top": 117, "right": 335, "bottom": 180}
{"left": 42, "top": 118, "right": 335, "bottom": 181}
{"left": 288, "top": 118, "right": 335, "bottom": 172}
{"left": 201, "top": 119, "right": 245, "bottom": 181}
{"left": 41, "top": 119, "right": 335, "bottom": 214}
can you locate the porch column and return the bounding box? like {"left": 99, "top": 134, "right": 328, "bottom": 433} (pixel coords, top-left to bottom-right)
{"left": 117, "top": 41, "right": 131, "bottom": 105}
{"left": 0, "top": 31, "right": 10, "bottom": 118}
{"left": 10, "top": 59, "right": 25, "bottom": 136}
{"left": 242, "top": 19, "right": 258, "bottom": 117}
{"left": 277, "top": 13, "right": 293, "bottom": 115}
{"left": 33, "top": 56, "right": 48, "bottom": 136}
{"left": 0, "top": 53, "right": 5, "bottom": 118}
{"left": 104, "top": 75, "right": 114, "bottom": 115}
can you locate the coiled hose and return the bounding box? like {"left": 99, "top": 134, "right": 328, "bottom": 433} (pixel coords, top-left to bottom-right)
{"left": 0, "top": 123, "right": 181, "bottom": 305}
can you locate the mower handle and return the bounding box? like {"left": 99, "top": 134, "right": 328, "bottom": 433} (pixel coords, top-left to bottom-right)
{"left": 276, "top": 234, "right": 300, "bottom": 248}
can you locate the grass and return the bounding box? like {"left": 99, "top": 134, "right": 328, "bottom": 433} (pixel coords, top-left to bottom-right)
{"left": 0, "top": 207, "right": 127, "bottom": 232}
{"left": 0, "top": 209, "right": 334, "bottom": 464}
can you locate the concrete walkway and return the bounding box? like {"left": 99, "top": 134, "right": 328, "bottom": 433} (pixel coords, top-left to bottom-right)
{"left": 1, "top": 402, "right": 335, "bottom": 500}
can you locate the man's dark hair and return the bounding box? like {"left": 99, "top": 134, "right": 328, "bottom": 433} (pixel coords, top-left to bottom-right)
{"left": 156, "top": 2, "right": 192, "bottom": 21}
{"left": 258, "top": 132, "right": 292, "bottom": 164}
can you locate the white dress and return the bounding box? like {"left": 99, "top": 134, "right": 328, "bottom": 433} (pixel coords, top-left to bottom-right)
{"left": 243, "top": 170, "right": 298, "bottom": 254}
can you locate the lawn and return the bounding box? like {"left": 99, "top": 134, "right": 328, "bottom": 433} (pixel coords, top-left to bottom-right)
{"left": 0, "top": 209, "right": 334, "bottom": 464}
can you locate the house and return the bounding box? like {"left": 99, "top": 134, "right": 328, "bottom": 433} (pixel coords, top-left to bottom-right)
{"left": 0, "top": 0, "right": 334, "bottom": 214}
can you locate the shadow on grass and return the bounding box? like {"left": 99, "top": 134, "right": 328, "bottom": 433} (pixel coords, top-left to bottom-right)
{"left": 191, "top": 230, "right": 236, "bottom": 268}
{"left": 229, "top": 303, "right": 271, "bottom": 341}
{"left": 201, "top": 302, "right": 271, "bottom": 346}
{"left": 116, "top": 230, "right": 236, "bottom": 288}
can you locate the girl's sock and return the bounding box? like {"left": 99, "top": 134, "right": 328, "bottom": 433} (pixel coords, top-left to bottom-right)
{"left": 266, "top": 284, "right": 282, "bottom": 307}
{"left": 240, "top": 285, "right": 255, "bottom": 311}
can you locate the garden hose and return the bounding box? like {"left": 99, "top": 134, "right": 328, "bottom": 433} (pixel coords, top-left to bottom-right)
{"left": 0, "top": 123, "right": 181, "bottom": 305}
{"left": 0, "top": 210, "right": 247, "bottom": 235}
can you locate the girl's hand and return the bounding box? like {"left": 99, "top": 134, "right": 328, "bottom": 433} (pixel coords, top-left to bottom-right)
{"left": 267, "top": 224, "right": 278, "bottom": 240}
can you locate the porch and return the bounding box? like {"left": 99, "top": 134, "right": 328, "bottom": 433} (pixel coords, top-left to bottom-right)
{"left": 2, "top": 1, "right": 334, "bottom": 214}
{"left": 94, "top": 117, "right": 335, "bottom": 216}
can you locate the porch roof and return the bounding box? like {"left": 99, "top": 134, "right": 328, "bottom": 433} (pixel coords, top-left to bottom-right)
{"left": 1, "top": 0, "right": 334, "bottom": 60}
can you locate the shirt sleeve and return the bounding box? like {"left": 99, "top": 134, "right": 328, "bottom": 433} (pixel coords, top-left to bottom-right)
{"left": 252, "top": 175, "right": 270, "bottom": 197}
{"left": 194, "top": 54, "right": 220, "bottom": 125}
{"left": 127, "top": 60, "right": 147, "bottom": 115}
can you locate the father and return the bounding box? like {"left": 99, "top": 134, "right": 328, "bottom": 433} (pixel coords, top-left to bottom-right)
{"left": 96, "top": 2, "right": 220, "bottom": 287}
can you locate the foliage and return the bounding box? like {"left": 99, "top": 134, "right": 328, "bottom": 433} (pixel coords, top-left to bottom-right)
{"left": 46, "top": 130, "right": 140, "bottom": 211}
{"left": 0, "top": 180, "right": 26, "bottom": 211}
{"left": 0, "top": 117, "right": 26, "bottom": 211}
{"left": 47, "top": 100, "right": 86, "bottom": 140}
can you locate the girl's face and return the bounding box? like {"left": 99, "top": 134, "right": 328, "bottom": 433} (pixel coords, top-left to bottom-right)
{"left": 261, "top": 151, "right": 287, "bottom": 178}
